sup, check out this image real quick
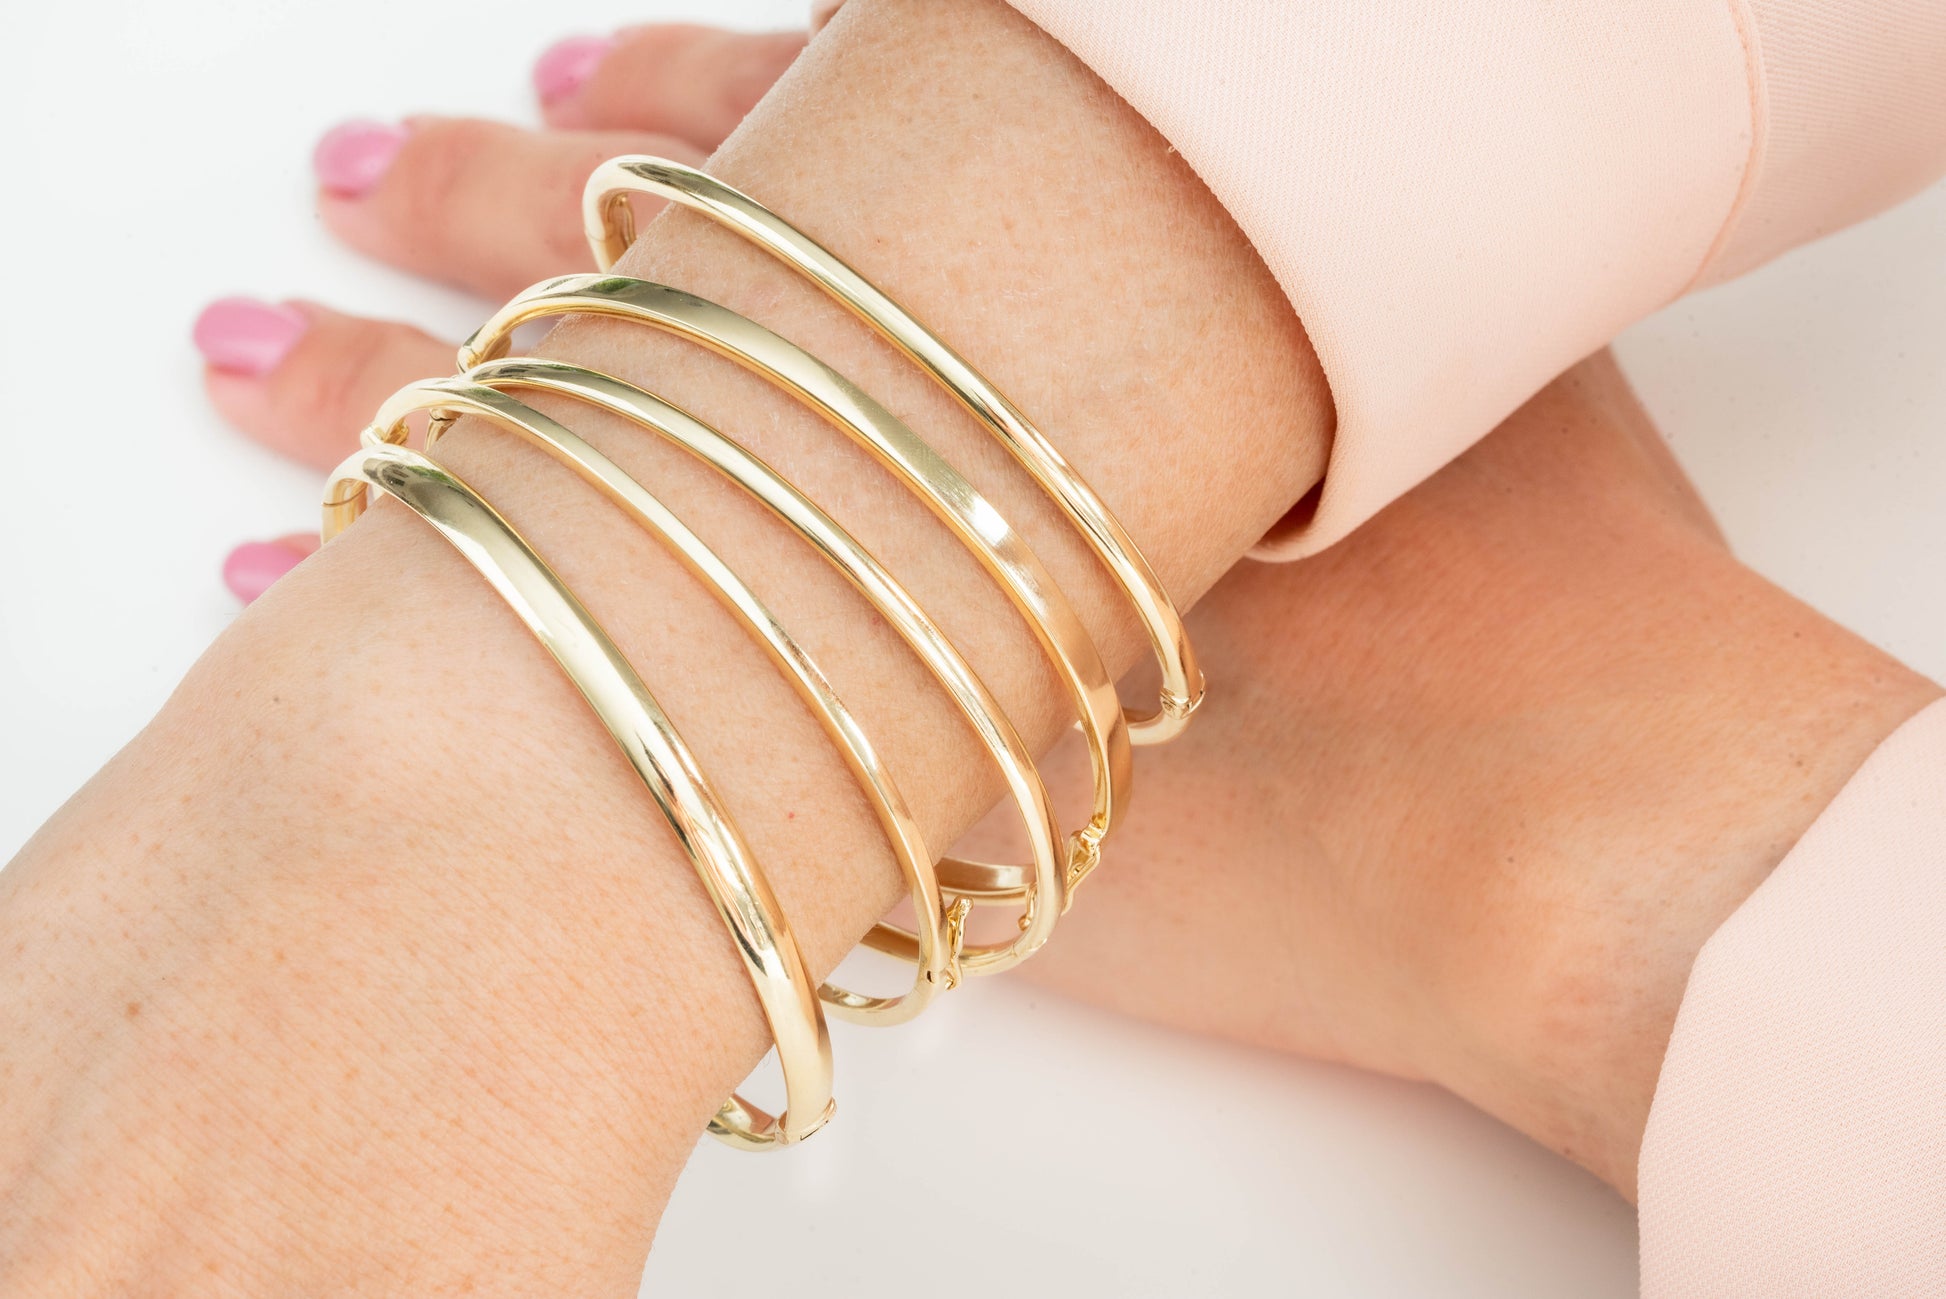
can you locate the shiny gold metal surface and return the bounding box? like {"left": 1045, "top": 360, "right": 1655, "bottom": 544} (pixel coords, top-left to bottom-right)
{"left": 319, "top": 153, "right": 1213, "bottom": 1152}
{"left": 446, "top": 358, "right": 1065, "bottom": 987}
{"left": 323, "top": 441, "right": 834, "bottom": 1149}
{"left": 585, "top": 155, "right": 1203, "bottom": 744}
{"left": 461, "top": 274, "right": 1131, "bottom": 934}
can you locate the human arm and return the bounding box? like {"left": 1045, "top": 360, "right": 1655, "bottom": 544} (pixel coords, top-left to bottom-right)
{"left": 0, "top": 1, "right": 1329, "bottom": 1289}
{"left": 7, "top": 0, "right": 1938, "bottom": 1291}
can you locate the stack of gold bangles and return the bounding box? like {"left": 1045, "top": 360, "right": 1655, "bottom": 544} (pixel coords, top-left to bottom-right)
{"left": 320, "top": 156, "right": 1203, "bottom": 1150}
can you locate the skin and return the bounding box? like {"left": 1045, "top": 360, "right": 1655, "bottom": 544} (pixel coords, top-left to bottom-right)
{"left": 0, "top": 1, "right": 1936, "bottom": 1292}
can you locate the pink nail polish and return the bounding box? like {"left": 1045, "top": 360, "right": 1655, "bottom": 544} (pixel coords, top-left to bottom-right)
{"left": 192, "top": 298, "right": 308, "bottom": 377}
{"left": 312, "top": 119, "right": 408, "bottom": 198}
{"left": 534, "top": 35, "right": 613, "bottom": 106}
{"left": 222, "top": 541, "right": 306, "bottom": 604}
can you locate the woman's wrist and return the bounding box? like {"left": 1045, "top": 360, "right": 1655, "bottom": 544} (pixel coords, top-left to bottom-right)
{"left": 1366, "top": 366, "right": 1943, "bottom": 1199}
{"left": 1000, "top": 353, "right": 1940, "bottom": 1203}
{"left": 2, "top": 0, "right": 1332, "bottom": 1288}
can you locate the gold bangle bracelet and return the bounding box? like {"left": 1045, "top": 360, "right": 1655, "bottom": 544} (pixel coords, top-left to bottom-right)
{"left": 446, "top": 358, "right": 1066, "bottom": 982}
{"left": 321, "top": 441, "right": 834, "bottom": 1149}
{"left": 317, "top": 151, "right": 1226, "bottom": 1153}
{"left": 458, "top": 275, "right": 1132, "bottom": 918}
{"left": 369, "top": 374, "right": 963, "bottom": 1019}
{"left": 583, "top": 155, "right": 1203, "bottom": 744}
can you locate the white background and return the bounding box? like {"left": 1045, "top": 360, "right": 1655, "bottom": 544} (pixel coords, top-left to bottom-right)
{"left": 3, "top": 1, "right": 1942, "bottom": 1294}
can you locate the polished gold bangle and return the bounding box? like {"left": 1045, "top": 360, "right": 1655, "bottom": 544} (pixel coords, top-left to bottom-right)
{"left": 457, "top": 274, "right": 1132, "bottom": 926}
{"left": 368, "top": 373, "right": 970, "bottom": 1018}
{"left": 583, "top": 154, "right": 1204, "bottom": 744}
{"left": 443, "top": 358, "right": 1067, "bottom": 983}
{"left": 322, "top": 440, "right": 834, "bottom": 1149}
{"left": 316, "top": 151, "right": 1221, "bottom": 1152}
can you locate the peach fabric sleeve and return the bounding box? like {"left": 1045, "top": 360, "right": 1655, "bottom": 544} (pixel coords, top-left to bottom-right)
{"left": 1639, "top": 698, "right": 1946, "bottom": 1295}
{"left": 817, "top": 0, "right": 1946, "bottom": 560}
{"left": 813, "top": 1, "right": 1946, "bottom": 1285}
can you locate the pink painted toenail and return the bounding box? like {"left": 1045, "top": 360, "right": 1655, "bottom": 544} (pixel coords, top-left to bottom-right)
{"left": 192, "top": 298, "right": 309, "bottom": 377}
{"left": 534, "top": 35, "right": 614, "bottom": 106}
{"left": 312, "top": 119, "right": 408, "bottom": 198}
{"left": 222, "top": 540, "right": 307, "bottom": 604}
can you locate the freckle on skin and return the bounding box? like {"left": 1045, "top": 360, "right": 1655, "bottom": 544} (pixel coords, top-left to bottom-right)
{"left": 125, "top": 1001, "right": 141, "bottom": 1018}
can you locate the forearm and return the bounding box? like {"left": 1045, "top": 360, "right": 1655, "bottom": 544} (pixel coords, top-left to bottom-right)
{"left": 1002, "top": 353, "right": 1941, "bottom": 1200}
{"left": 12, "top": 2, "right": 1931, "bottom": 1286}
{"left": 0, "top": 0, "right": 1327, "bottom": 1288}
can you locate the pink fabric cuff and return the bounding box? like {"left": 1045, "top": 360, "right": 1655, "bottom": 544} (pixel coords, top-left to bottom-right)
{"left": 813, "top": 0, "right": 1946, "bottom": 561}
{"left": 1004, "top": 0, "right": 1946, "bottom": 560}
{"left": 1639, "top": 698, "right": 1946, "bottom": 1294}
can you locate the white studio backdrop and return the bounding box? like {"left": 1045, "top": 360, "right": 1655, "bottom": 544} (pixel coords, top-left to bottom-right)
{"left": 3, "top": 1, "right": 1942, "bottom": 1294}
